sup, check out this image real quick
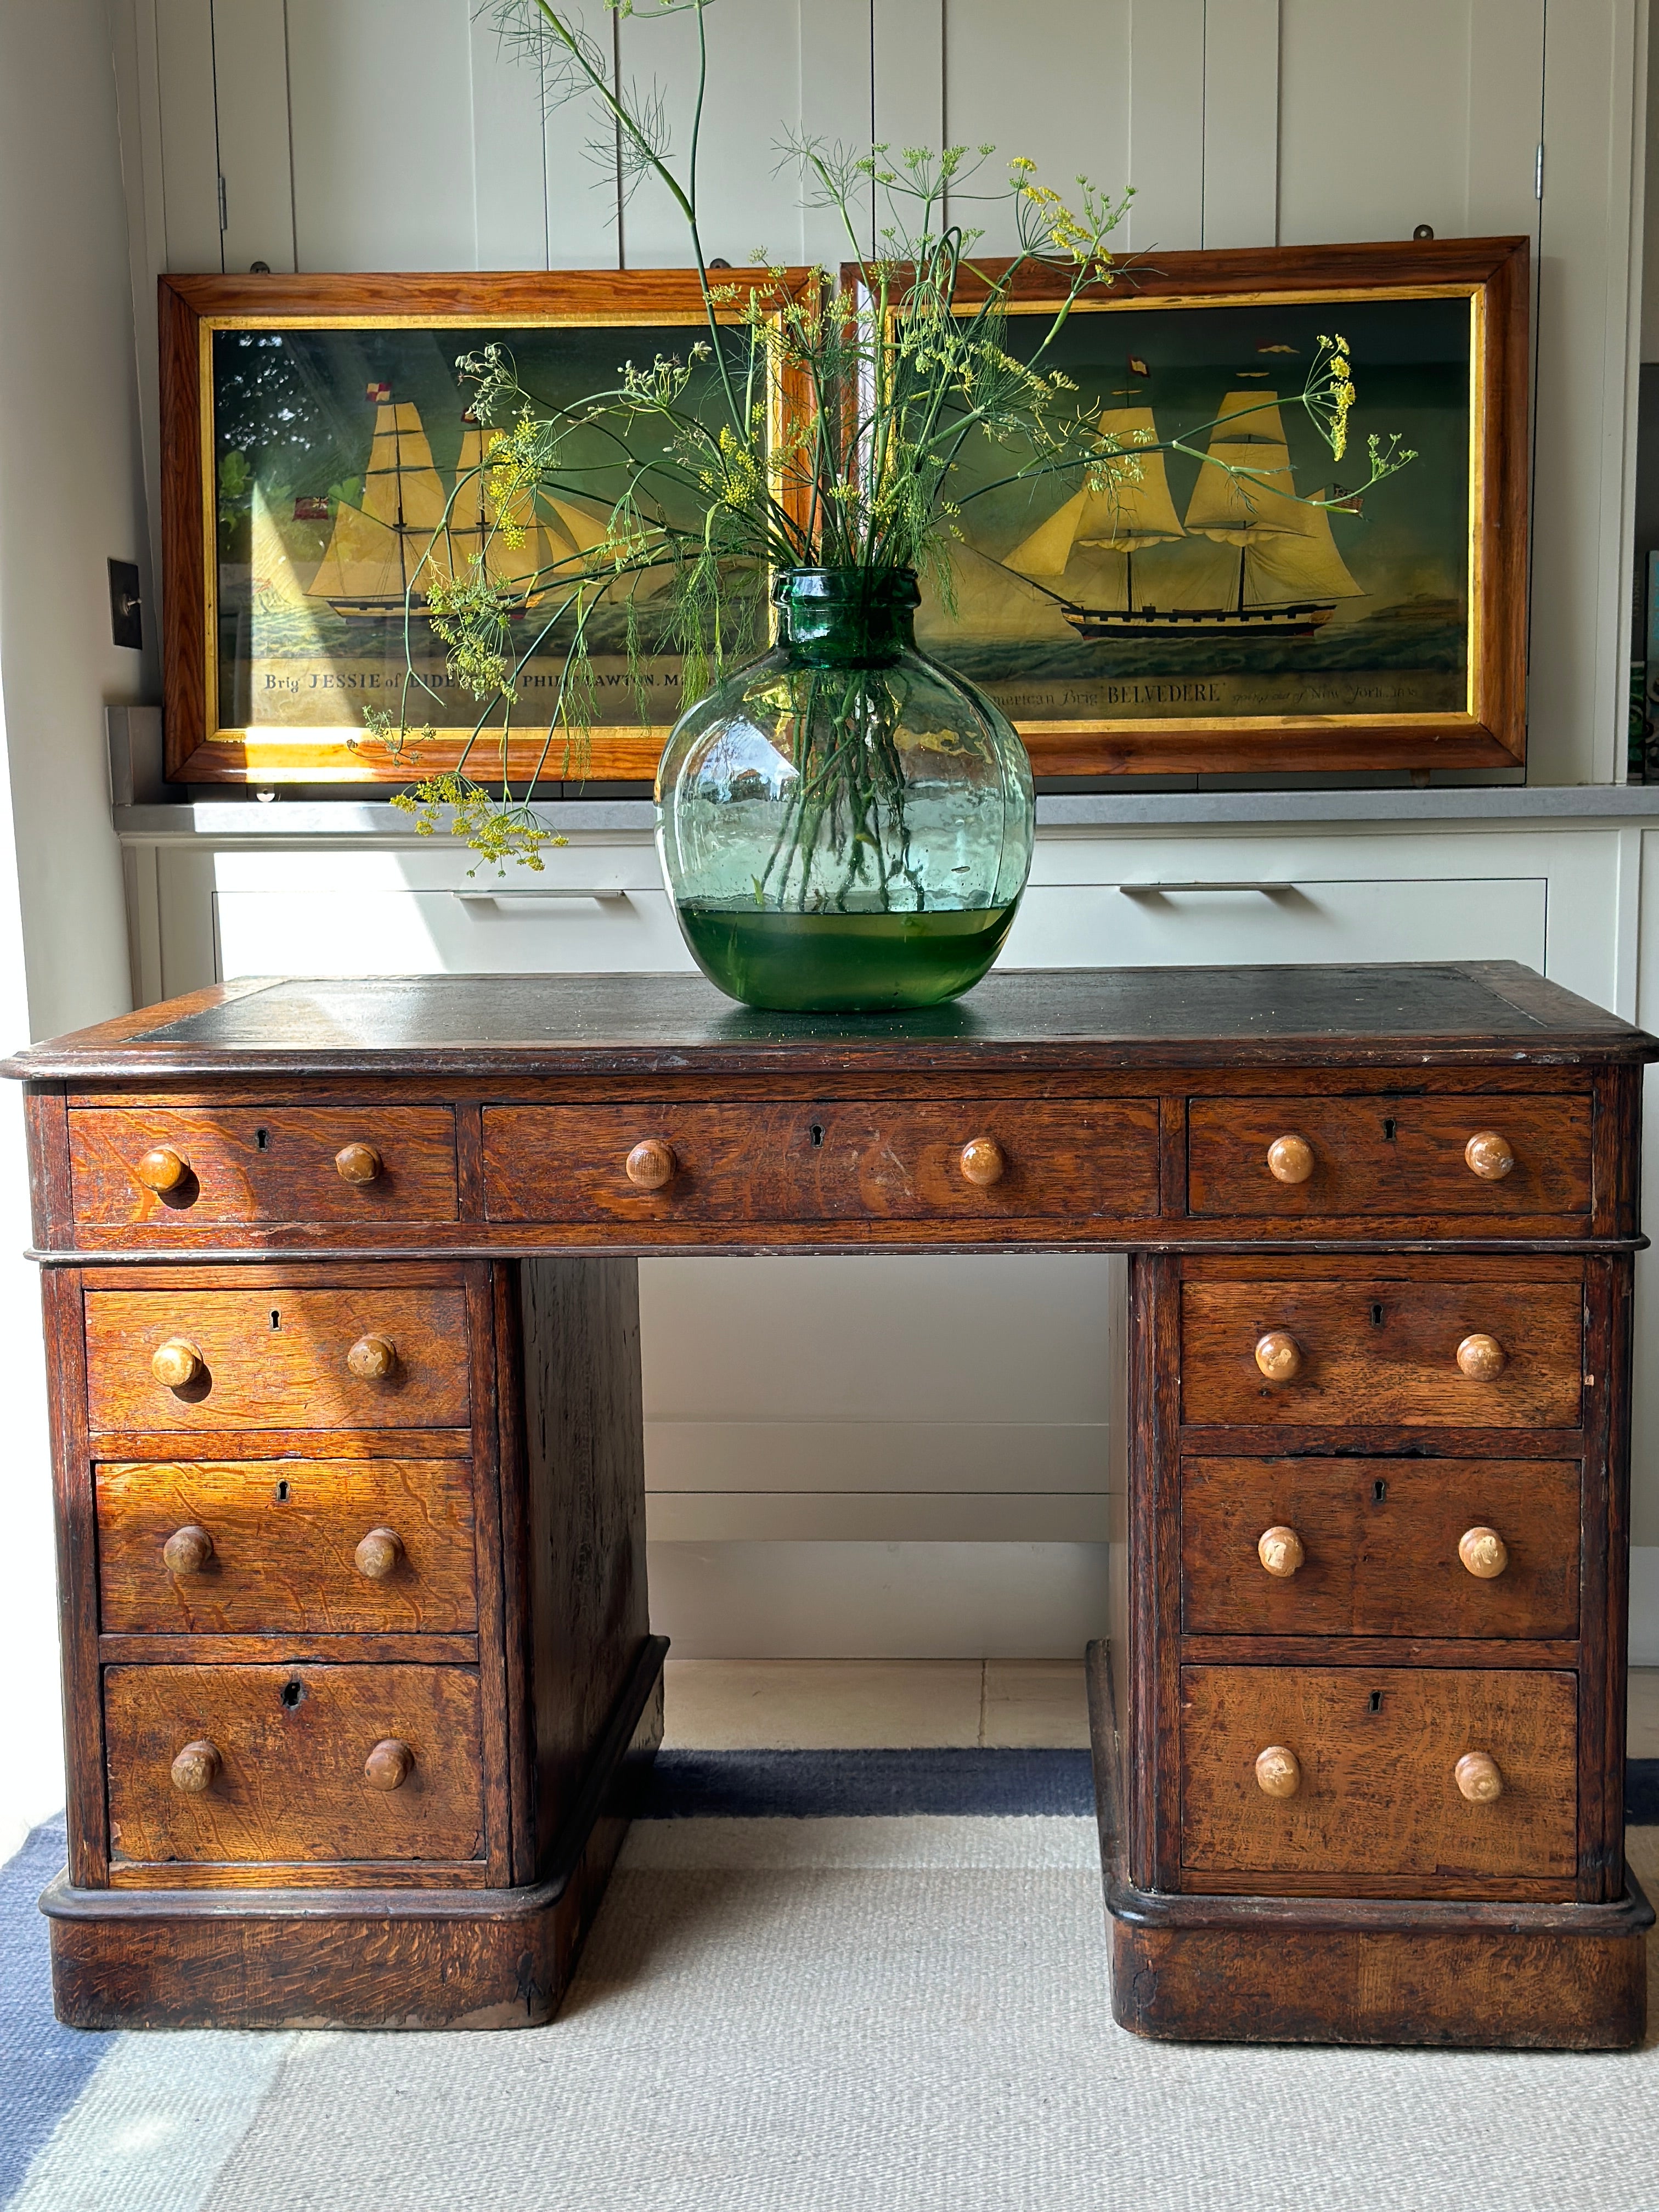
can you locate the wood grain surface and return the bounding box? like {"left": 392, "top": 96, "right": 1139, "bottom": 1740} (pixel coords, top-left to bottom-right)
{"left": 1180, "top": 1457, "right": 1580, "bottom": 1638}
{"left": 1186, "top": 1094, "right": 1592, "bottom": 1220}
{"left": 69, "top": 1107, "right": 459, "bottom": 1226}
{"left": 1179, "top": 1664, "right": 1577, "bottom": 1888}
{"left": 84, "top": 1284, "right": 471, "bottom": 1431}
{"left": 482, "top": 1099, "right": 1160, "bottom": 1223}
{"left": 104, "top": 1662, "right": 486, "bottom": 1877}
{"left": 95, "top": 1459, "right": 478, "bottom": 1634}
{"left": 1180, "top": 1274, "right": 1584, "bottom": 1429}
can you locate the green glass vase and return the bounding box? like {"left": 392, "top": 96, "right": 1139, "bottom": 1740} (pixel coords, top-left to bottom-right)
{"left": 656, "top": 568, "right": 1035, "bottom": 1013}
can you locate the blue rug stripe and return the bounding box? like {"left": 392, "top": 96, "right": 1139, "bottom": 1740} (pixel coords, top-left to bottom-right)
{"left": 637, "top": 1748, "right": 1097, "bottom": 1819}
{"left": 1627, "top": 1757, "right": 1659, "bottom": 1825}
{"left": 0, "top": 1817, "right": 114, "bottom": 2200}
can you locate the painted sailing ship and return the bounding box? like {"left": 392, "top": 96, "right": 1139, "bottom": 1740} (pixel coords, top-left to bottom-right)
{"left": 1005, "top": 391, "right": 1363, "bottom": 642}
{"left": 306, "top": 391, "right": 615, "bottom": 619}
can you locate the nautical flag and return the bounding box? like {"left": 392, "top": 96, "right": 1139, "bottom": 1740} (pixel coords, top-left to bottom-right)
{"left": 365, "top": 381, "right": 391, "bottom": 402}
{"left": 1128, "top": 356, "right": 1149, "bottom": 377}
{"left": 292, "top": 495, "right": 329, "bottom": 522}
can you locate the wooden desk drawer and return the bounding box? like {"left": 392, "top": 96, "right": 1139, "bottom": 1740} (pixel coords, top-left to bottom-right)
{"left": 482, "top": 1099, "right": 1160, "bottom": 1224}
{"left": 69, "top": 1107, "right": 459, "bottom": 1226}
{"left": 1186, "top": 1095, "right": 1592, "bottom": 1221}
{"left": 1180, "top": 1276, "right": 1583, "bottom": 1429}
{"left": 96, "top": 1459, "right": 478, "bottom": 1634}
{"left": 1180, "top": 1664, "right": 1577, "bottom": 1889}
{"left": 1181, "top": 1458, "right": 1580, "bottom": 1638}
{"left": 84, "top": 1284, "right": 471, "bottom": 1434}
{"left": 105, "top": 1662, "right": 485, "bottom": 1877}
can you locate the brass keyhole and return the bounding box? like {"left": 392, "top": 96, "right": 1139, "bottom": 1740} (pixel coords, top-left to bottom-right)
{"left": 1382, "top": 1118, "right": 1397, "bottom": 1142}
{"left": 809, "top": 1123, "right": 824, "bottom": 1147}
{"left": 1373, "top": 1479, "right": 1387, "bottom": 1502}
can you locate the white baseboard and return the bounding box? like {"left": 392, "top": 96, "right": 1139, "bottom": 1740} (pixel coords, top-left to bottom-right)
{"left": 1632, "top": 1548, "right": 1659, "bottom": 1664}
{"left": 647, "top": 1541, "right": 1110, "bottom": 1658}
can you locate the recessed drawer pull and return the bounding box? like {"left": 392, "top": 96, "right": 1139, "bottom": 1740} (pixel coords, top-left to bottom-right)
{"left": 334, "top": 1142, "right": 383, "bottom": 1185}
{"left": 1254, "top": 1331, "right": 1303, "bottom": 1382}
{"left": 1464, "top": 1130, "right": 1516, "bottom": 1181}
{"left": 1456, "top": 1333, "right": 1506, "bottom": 1381}
{"left": 1116, "top": 881, "right": 1295, "bottom": 896}
{"left": 1454, "top": 1750, "right": 1504, "bottom": 1803}
{"left": 451, "top": 887, "right": 628, "bottom": 904}
{"left": 1255, "top": 1745, "right": 1301, "bottom": 1797}
{"left": 364, "top": 1737, "right": 414, "bottom": 1791}
{"left": 162, "top": 1524, "right": 214, "bottom": 1576}
{"left": 346, "top": 1334, "right": 398, "bottom": 1380}
{"left": 1257, "top": 1525, "right": 1305, "bottom": 1577}
{"left": 1458, "top": 1526, "right": 1510, "bottom": 1579}
{"left": 137, "top": 1145, "right": 189, "bottom": 1193}
{"left": 625, "top": 1138, "right": 676, "bottom": 1191}
{"left": 1266, "top": 1133, "right": 1314, "bottom": 1184}
{"left": 170, "top": 1739, "right": 220, "bottom": 1794}
{"left": 152, "top": 1338, "right": 204, "bottom": 1389}
{"left": 353, "top": 1527, "right": 404, "bottom": 1581}
{"left": 958, "top": 1136, "right": 1006, "bottom": 1188}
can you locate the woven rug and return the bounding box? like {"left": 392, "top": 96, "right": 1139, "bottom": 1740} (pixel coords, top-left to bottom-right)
{"left": 6, "top": 1754, "right": 1659, "bottom": 2212}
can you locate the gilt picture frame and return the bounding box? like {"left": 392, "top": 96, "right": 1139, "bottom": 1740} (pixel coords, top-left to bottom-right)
{"left": 864, "top": 235, "right": 1529, "bottom": 778}
{"left": 158, "top": 268, "right": 811, "bottom": 788}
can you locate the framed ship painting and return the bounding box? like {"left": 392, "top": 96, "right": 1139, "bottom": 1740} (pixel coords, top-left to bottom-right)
{"left": 896, "top": 235, "right": 1529, "bottom": 777}
{"left": 158, "top": 270, "right": 809, "bottom": 788}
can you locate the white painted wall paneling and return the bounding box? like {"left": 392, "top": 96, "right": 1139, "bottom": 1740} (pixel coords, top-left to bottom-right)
{"left": 154, "top": 0, "right": 222, "bottom": 270}
{"left": 212, "top": 0, "right": 296, "bottom": 273}
{"left": 285, "top": 0, "right": 479, "bottom": 270}
{"left": 1125, "top": 0, "right": 1204, "bottom": 252}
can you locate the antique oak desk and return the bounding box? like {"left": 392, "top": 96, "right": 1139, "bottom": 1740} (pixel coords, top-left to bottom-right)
{"left": 9, "top": 963, "right": 1657, "bottom": 2047}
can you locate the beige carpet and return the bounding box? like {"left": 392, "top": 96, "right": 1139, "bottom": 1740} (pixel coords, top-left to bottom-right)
{"left": 14, "top": 1820, "right": 1659, "bottom": 2211}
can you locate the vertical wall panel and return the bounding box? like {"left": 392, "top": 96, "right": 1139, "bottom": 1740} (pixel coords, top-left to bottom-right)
{"left": 1465, "top": 0, "right": 1545, "bottom": 240}
{"left": 470, "top": 8, "right": 549, "bottom": 268}
{"left": 212, "top": 0, "right": 296, "bottom": 273}
{"left": 799, "top": 0, "right": 872, "bottom": 266}
{"left": 1125, "top": 0, "right": 1204, "bottom": 251}
{"left": 1278, "top": 0, "right": 1470, "bottom": 244}
{"left": 1201, "top": 0, "right": 1278, "bottom": 247}
{"left": 541, "top": 13, "right": 622, "bottom": 268}
{"left": 286, "top": 0, "right": 477, "bottom": 270}
{"left": 873, "top": 0, "right": 943, "bottom": 155}
{"left": 1529, "top": 0, "right": 1646, "bottom": 786}
{"left": 617, "top": 0, "right": 805, "bottom": 269}
{"left": 943, "top": 0, "right": 1130, "bottom": 257}
{"left": 155, "top": 0, "right": 222, "bottom": 269}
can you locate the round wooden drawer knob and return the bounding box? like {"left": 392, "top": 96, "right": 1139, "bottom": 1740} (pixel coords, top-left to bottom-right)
{"left": 1254, "top": 1331, "right": 1303, "bottom": 1383}
{"left": 1456, "top": 1333, "right": 1506, "bottom": 1381}
{"left": 959, "top": 1136, "right": 1006, "bottom": 1188}
{"left": 151, "top": 1338, "right": 204, "bottom": 1389}
{"left": 346, "top": 1334, "right": 398, "bottom": 1380}
{"left": 1458, "top": 1526, "right": 1509, "bottom": 1579}
{"left": 364, "top": 1737, "right": 414, "bottom": 1791}
{"left": 162, "top": 1524, "right": 214, "bottom": 1575}
{"left": 1454, "top": 1750, "right": 1504, "bottom": 1803}
{"left": 1255, "top": 1745, "right": 1301, "bottom": 1798}
{"left": 1257, "top": 1525, "right": 1305, "bottom": 1578}
{"left": 137, "top": 1144, "right": 189, "bottom": 1193}
{"left": 1266, "top": 1133, "right": 1314, "bottom": 1184}
{"left": 625, "top": 1138, "right": 676, "bottom": 1191}
{"left": 335, "top": 1142, "right": 383, "bottom": 1185}
{"left": 354, "top": 1527, "right": 404, "bottom": 1580}
{"left": 171, "top": 1739, "right": 221, "bottom": 1793}
{"left": 1464, "top": 1130, "right": 1515, "bottom": 1181}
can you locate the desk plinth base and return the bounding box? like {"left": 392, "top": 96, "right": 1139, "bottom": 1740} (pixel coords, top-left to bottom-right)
{"left": 42, "top": 1640, "right": 666, "bottom": 2033}
{"left": 1086, "top": 1640, "right": 1652, "bottom": 2051}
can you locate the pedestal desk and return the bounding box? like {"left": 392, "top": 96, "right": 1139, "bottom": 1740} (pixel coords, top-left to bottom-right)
{"left": 10, "top": 963, "right": 1656, "bottom": 2047}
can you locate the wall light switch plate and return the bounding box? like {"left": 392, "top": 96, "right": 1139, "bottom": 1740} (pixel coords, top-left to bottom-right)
{"left": 108, "top": 558, "right": 142, "bottom": 651}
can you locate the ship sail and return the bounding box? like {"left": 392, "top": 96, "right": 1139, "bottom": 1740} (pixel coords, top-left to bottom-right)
{"left": 1183, "top": 391, "right": 1361, "bottom": 606}
{"left": 1006, "top": 408, "right": 1184, "bottom": 592}
{"left": 309, "top": 399, "right": 454, "bottom": 608}
{"left": 447, "top": 424, "right": 555, "bottom": 601}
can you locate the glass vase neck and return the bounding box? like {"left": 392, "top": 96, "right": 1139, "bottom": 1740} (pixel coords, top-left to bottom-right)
{"left": 774, "top": 567, "right": 920, "bottom": 666}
